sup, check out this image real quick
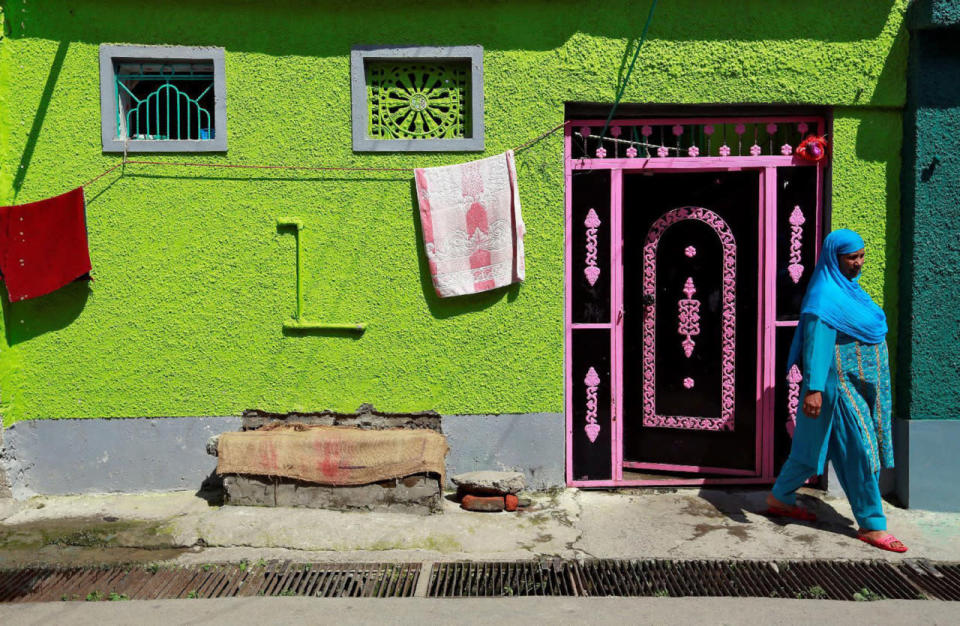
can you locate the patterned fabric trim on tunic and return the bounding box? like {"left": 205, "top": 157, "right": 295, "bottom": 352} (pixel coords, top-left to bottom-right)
{"left": 832, "top": 338, "right": 894, "bottom": 473}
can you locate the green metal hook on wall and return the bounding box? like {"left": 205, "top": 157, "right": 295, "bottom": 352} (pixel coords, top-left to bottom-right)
{"left": 277, "top": 218, "right": 366, "bottom": 333}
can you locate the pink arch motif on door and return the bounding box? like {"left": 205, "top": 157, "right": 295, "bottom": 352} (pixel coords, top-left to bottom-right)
{"left": 642, "top": 207, "right": 737, "bottom": 432}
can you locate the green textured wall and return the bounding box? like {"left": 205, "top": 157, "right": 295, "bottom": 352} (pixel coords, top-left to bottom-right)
{"left": 898, "top": 5, "right": 960, "bottom": 420}
{"left": 0, "top": 0, "right": 908, "bottom": 425}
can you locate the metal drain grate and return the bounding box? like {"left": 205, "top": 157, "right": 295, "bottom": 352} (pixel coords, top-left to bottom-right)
{"left": 899, "top": 561, "right": 960, "bottom": 601}
{"left": 426, "top": 560, "right": 582, "bottom": 597}
{"left": 0, "top": 561, "right": 420, "bottom": 603}
{"left": 427, "top": 559, "right": 958, "bottom": 601}
{"left": 3, "top": 559, "right": 959, "bottom": 602}
{"left": 577, "top": 560, "right": 922, "bottom": 600}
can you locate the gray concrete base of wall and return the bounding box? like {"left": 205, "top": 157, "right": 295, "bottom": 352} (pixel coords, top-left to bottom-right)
{"left": 894, "top": 417, "right": 960, "bottom": 512}
{"left": 0, "top": 424, "right": 11, "bottom": 499}
{"left": 0, "top": 413, "right": 565, "bottom": 498}
{"left": 0, "top": 417, "right": 242, "bottom": 499}
{"left": 442, "top": 413, "right": 564, "bottom": 491}
{"left": 223, "top": 473, "right": 442, "bottom": 514}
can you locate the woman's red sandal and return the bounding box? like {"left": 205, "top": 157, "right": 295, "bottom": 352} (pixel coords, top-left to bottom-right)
{"left": 764, "top": 505, "right": 817, "bottom": 522}
{"left": 857, "top": 532, "right": 908, "bottom": 553}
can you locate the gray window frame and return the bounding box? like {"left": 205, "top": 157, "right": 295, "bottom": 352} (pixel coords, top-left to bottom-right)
{"left": 351, "top": 45, "right": 484, "bottom": 152}
{"left": 99, "top": 44, "right": 227, "bottom": 153}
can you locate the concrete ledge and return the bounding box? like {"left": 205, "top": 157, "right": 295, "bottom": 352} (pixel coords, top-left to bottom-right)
{"left": 895, "top": 417, "right": 960, "bottom": 512}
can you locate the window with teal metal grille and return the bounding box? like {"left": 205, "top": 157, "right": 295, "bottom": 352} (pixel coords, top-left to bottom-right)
{"left": 99, "top": 45, "right": 227, "bottom": 153}
{"left": 115, "top": 62, "right": 215, "bottom": 142}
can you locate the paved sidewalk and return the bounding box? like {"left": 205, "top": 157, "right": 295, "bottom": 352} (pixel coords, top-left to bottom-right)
{"left": 2, "top": 597, "right": 958, "bottom": 626}
{"left": 2, "top": 487, "right": 959, "bottom": 567}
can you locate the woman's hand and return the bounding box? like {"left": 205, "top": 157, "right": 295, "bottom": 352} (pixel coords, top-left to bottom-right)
{"left": 803, "top": 391, "right": 822, "bottom": 418}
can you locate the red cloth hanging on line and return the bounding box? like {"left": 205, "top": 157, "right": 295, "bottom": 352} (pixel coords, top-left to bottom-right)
{"left": 0, "top": 187, "right": 92, "bottom": 302}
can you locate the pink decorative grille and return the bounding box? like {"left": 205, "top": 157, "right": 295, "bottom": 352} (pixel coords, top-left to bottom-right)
{"left": 786, "top": 364, "right": 802, "bottom": 438}
{"left": 584, "top": 366, "right": 601, "bottom": 443}
{"left": 584, "top": 208, "right": 601, "bottom": 286}
{"left": 787, "top": 205, "right": 805, "bottom": 284}
{"left": 678, "top": 277, "right": 701, "bottom": 358}
{"left": 642, "top": 207, "right": 737, "bottom": 432}
{"left": 572, "top": 117, "right": 822, "bottom": 160}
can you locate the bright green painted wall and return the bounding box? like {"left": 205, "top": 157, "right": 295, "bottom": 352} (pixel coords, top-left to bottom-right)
{"left": 0, "top": 0, "right": 908, "bottom": 425}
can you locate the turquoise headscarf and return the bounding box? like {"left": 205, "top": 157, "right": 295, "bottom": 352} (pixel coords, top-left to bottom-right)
{"left": 786, "top": 229, "right": 888, "bottom": 370}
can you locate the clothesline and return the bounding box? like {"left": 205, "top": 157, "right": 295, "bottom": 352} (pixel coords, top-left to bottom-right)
{"left": 79, "top": 121, "right": 571, "bottom": 190}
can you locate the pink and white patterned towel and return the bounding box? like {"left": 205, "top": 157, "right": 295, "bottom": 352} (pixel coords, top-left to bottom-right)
{"left": 414, "top": 150, "right": 525, "bottom": 297}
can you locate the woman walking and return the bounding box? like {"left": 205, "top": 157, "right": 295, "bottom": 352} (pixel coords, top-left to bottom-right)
{"left": 766, "top": 229, "right": 906, "bottom": 553}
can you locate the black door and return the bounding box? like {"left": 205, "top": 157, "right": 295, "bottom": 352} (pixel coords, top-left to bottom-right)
{"left": 622, "top": 171, "right": 760, "bottom": 474}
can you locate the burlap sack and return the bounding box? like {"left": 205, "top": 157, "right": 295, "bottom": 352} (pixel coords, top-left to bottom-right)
{"left": 217, "top": 424, "right": 448, "bottom": 486}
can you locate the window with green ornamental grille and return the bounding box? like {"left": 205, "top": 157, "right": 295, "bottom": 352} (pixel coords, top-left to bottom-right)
{"left": 351, "top": 46, "right": 484, "bottom": 152}
{"left": 366, "top": 61, "right": 469, "bottom": 140}
{"left": 100, "top": 45, "right": 227, "bottom": 153}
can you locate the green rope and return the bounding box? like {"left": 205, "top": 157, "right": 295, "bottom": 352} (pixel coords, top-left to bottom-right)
{"left": 598, "top": 0, "right": 659, "bottom": 143}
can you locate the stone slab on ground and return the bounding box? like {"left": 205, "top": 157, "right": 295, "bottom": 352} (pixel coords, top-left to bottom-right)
{"left": 223, "top": 474, "right": 442, "bottom": 514}
{"left": 452, "top": 471, "right": 525, "bottom": 495}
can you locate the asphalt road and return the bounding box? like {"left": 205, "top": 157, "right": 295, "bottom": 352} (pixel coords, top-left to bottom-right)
{"left": 1, "top": 597, "right": 958, "bottom": 625}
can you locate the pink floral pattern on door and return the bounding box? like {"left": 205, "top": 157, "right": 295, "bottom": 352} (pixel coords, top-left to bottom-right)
{"left": 677, "top": 277, "right": 701, "bottom": 358}
{"left": 584, "top": 366, "right": 601, "bottom": 443}
{"left": 584, "top": 208, "right": 602, "bottom": 286}
{"left": 786, "top": 364, "right": 803, "bottom": 437}
{"left": 642, "top": 207, "right": 737, "bottom": 431}
{"left": 787, "top": 205, "right": 806, "bottom": 284}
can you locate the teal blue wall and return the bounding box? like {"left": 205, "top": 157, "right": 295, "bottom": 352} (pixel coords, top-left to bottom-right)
{"left": 899, "top": 1, "right": 960, "bottom": 420}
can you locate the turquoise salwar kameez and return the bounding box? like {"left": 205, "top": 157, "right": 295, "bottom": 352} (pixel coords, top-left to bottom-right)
{"left": 772, "top": 315, "right": 894, "bottom": 530}
{"left": 772, "top": 228, "right": 894, "bottom": 533}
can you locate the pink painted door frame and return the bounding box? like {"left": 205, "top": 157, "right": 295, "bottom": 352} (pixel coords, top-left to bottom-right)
{"left": 565, "top": 117, "right": 825, "bottom": 488}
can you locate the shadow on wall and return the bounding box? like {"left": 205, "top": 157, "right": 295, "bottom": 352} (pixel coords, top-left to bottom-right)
{"left": 1, "top": 280, "right": 91, "bottom": 346}
{"left": 6, "top": 0, "right": 898, "bottom": 54}
{"left": 11, "top": 41, "right": 69, "bottom": 200}
{"left": 408, "top": 181, "right": 521, "bottom": 320}
{"left": 852, "top": 111, "right": 903, "bottom": 387}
